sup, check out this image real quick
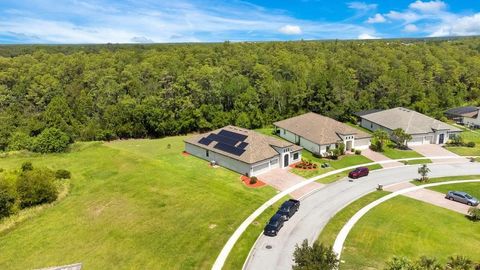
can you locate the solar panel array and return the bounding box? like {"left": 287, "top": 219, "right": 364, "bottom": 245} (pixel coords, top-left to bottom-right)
{"left": 197, "top": 129, "right": 249, "bottom": 156}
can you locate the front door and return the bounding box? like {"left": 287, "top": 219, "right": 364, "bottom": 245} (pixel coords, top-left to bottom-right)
{"left": 439, "top": 134, "right": 445, "bottom": 144}
{"left": 284, "top": 154, "right": 289, "bottom": 167}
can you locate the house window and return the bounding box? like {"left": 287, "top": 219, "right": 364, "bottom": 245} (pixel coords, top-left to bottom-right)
{"left": 283, "top": 129, "right": 286, "bottom": 135}
{"left": 370, "top": 123, "right": 373, "bottom": 129}
{"left": 326, "top": 145, "right": 330, "bottom": 151}
{"left": 293, "top": 152, "right": 299, "bottom": 160}
{"left": 206, "top": 150, "right": 209, "bottom": 157}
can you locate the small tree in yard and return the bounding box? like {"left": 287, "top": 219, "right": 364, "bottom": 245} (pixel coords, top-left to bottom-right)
{"left": 392, "top": 128, "right": 412, "bottom": 149}
{"left": 418, "top": 164, "right": 431, "bottom": 182}
{"left": 292, "top": 240, "right": 339, "bottom": 270}
{"left": 17, "top": 169, "right": 58, "bottom": 208}
{"left": 468, "top": 206, "right": 480, "bottom": 221}
{"left": 0, "top": 178, "right": 16, "bottom": 219}
{"left": 371, "top": 129, "right": 389, "bottom": 152}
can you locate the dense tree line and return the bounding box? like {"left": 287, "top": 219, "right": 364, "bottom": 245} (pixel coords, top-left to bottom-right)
{"left": 1, "top": 38, "right": 480, "bottom": 151}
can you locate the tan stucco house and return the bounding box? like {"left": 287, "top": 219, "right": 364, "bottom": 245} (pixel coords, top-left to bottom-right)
{"left": 358, "top": 107, "right": 461, "bottom": 145}
{"left": 273, "top": 112, "right": 371, "bottom": 156}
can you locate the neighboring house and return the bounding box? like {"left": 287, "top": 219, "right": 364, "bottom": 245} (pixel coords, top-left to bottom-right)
{"left": 184, "top": 125, "right": 302, "bottom": 177}
{"left": 445, "top": 106, "right": 480, "bottom": 128}
{"left": 273, "top": 112, "right": 371, "bottom": 156}
{"left": 357, "top": 107, "right": 461, "bottom": 145}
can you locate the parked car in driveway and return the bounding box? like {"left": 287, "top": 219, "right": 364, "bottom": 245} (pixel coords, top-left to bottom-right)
{"left": 264, "top": 213, "right": 286, "bottom": 236}
{"left": 348, "top": 167, "right": 369, "bottom": 179}
{"left": 277, "top": 199, "right": 300, "bottom": 220}
{"left": 446, "top": 191, "right": 479, "bottom": 206}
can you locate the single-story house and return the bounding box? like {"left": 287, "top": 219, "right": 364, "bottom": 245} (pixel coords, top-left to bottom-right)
{"left": 273, "top": 112, "right": 371, "bottom": 156}
{"left": 357, "top": 107, "right": 461, "bottom": 145}
{"left": 184, "top": 125, "right": 302, "bottom": 177}
{"left": 445, "top": 106, "right": 480, "bottom": 128}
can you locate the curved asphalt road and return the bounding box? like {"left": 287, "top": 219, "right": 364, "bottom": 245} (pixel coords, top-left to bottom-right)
{"left": 243, "top": 162, "right": 480, "bottom": 270}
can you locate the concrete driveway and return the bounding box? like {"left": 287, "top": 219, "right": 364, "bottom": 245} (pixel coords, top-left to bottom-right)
{"left": 361, "top": 148, "right": 403, "bottom": 168}
{"left": 385, "top": 182, "right": 471, "bottom": 214}
{"left": 409, "top": 144, "right": 467, "bottom": 163}
{"left": 259, "top": 168, "right": 324, "bottom": 199}
{"left": 244, "top": 162, "right": 480, "bottom": 270}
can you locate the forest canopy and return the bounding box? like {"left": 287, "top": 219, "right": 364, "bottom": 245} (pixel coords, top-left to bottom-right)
{"left": 1, "top": 38, "right": 480, "bottom": 151}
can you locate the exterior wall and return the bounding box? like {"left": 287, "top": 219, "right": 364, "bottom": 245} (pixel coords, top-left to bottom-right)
{"left": 251, "top": 157, "right": 280, "bottom": 176}
{"left": 277, "top": 128, "right": 298, "bottom": 144}
{"left": 185, "top": 143, "right": 252, "bottom": 176}
{"left": 299, "top": 137, "right": 321, "bottom": 155}
{"left": 360, "top": 119, "right": 390, "bottom": 133}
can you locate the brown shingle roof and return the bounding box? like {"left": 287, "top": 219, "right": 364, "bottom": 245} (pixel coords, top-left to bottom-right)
{"left": 184, "top": 125, "right": 301, "bottom": 164}
{"left": 273, "top": 112, "right": 371, "bottom": 145}
{"left": 361, "top": 107, "right": 461, "bottom": 134}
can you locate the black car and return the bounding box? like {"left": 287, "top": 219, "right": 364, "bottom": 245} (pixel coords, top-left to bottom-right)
{"left": 263, "top": 213, "right": 286, "bottom": 236}
{"left": 277, "top": 199, "right": 300, "bottom": 220}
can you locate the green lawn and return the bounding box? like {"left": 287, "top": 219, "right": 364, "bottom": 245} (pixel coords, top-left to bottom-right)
{"left": 411, "top": 175, "right": 480, "bottom": 186}
{"left": 341, "top": 196, "right": 480, "bottom": 269}
{"left": 317, "top": 191, "right": 389, "bottom": 246}
{"left": 382, "top": 144, "right": 423, "bottom": 159}
{"left": 291, "top": 150, "right": 381, "bottom": 180}
{"left": 400, "top": 158, "right": 432, "bottom": 165}
{"left": 446, "top": 130, "right": 480, "bottom": 156}
{"left": 0, "top": 137, "right": 277, "bottom": 269}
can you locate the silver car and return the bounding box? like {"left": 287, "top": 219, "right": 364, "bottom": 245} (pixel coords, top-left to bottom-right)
{"left": 446, "top": 191, "right": 479, "bottom": 206}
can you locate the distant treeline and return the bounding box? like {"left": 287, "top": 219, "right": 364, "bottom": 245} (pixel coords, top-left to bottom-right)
{"left": 1, "top": 38, "right": 480, "bottom": 151}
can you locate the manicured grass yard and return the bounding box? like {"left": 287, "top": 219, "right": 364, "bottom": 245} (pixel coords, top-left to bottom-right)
{"left": 428, "top": 183, "right": 480, "bottom": 199}
{"left": 0, "top": 137, "right": 277, "bottom": 269}
{"left": 446, "top": 130, "right": 480, "bottom": 156}
{"left": 382, "top": 144, "right": 423, "bottom": 159}
{"left": 340, "top": 196, "right": 480, "bottom": 269}
{"left": 291, "top": 150, "right": 382, "bottom": 181}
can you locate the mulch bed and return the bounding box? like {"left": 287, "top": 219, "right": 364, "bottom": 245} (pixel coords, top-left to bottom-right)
{"left": 181, "top": 151, "right": 190, "bottom": 156}
{"left": 241, "top": 175, "right": 266, "bottom": 188}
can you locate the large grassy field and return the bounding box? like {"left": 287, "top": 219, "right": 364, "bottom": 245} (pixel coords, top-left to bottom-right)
{"left": 0, "top": 137, "right": 277, "bottom": 269}
{"left": 340, "top": 196, "right": 480, "bottom": 269}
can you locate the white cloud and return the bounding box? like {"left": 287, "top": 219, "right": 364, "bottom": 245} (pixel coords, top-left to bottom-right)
{"left": 409, "top": 0, "right": 446, "bottom": 13}
{"left": 279, "top": 24, "right": 302, "bottom": 35}
{"left": 347, "top": 2, "right": 377, "bottom": 11}
{"left": 358, "top": 33, "right": 380, "bottom": 39}
{"left": 430, "top": 13, "right": 480, "bottom": 37}
{"left": 403, "top": 24, "right": 419, "bottom": 32}
{"left": 366, "top": 13, "right": 386, "bottom": 23}
{"left": 384, "top": 11, "right": 421, "bottom": 23}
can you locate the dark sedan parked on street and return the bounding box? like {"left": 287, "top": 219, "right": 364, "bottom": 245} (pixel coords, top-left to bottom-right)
{"left": 446, "top": 191, "right": 479, "bottom": 206}
{"left": 277, "top": 199, "right": 300, "bottom": 220}
{"left": 348, "top": 167, "right": 369, "bottom": 179}
{"left": 263, "top": 213, "right": 286, "bottom": 236}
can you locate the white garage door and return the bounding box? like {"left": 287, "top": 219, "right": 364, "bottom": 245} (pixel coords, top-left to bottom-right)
{"left": 409, "top": 136, "right": 424, "bottom": 146}
{"left": 252, "top": 161, "right": 270, "bottom": 176}
{"left": 424, "top": 136, "right": 433, "bottom": 144}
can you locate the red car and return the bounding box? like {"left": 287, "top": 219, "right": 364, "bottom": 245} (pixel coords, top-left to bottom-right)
{"left": 348, "top": 167, "right": 369, "bottom": 179}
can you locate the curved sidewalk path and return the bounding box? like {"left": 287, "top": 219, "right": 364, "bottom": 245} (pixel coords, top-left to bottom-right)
{"left": 212, "top": 156, "right": 477, "bottom": 270}
{"left": 333, "top": 179, "right": 480, "bottom": 258}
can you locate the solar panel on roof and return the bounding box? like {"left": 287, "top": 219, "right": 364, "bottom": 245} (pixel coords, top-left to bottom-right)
{"left": 207, "top": 133, "right": 239, "bottom": 146}
{"left": 214, "top": 142, "right": 245, "bottom": 156}
{"left": 237, "top": 141, "right": 248, "bottom": 149}
{"left": 198, "top": 137, "right": 213, "bottom": 146}
{"left": 218, "top": 130, "right": 248, "bottom": 141}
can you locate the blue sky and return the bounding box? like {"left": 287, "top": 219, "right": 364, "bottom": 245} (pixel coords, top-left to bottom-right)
{"left": 0, "top": 0, "right": 479, "bottom": 43}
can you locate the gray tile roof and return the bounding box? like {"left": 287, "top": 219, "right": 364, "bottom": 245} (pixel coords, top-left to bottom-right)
{"left": 184, "top": 125, "right": 301, "bottom": 164}
{"left": 445, "top": 106, "right": 479, "bottom": 118}
{"left": 273, "top": 112, "right": 371, "bottom": 145}
{"left": 360, "top": 107, "right": 461, "bottom": 134}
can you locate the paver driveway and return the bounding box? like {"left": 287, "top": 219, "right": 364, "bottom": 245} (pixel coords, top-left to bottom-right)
{"left": 385, "top": 182, "right": 471, "bottom": 214}
{"left": 361, "top": 148, "right": 403, "bottom": 168}
{"left": 259, "top": 168, "right": 324, "bottom": 199}
{"left": 409, "top": 144, "right": 467, "bottom": 163}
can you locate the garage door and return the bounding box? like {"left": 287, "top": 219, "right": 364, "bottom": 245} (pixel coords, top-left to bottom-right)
{"left": 409, "top": 136, "right": 424, "bottom": 146}
{"left": 424, "top": 136, "right": 433, "bottom": 144}
{"left": 252, "top": 161, "right": 270, "bottom": 175}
